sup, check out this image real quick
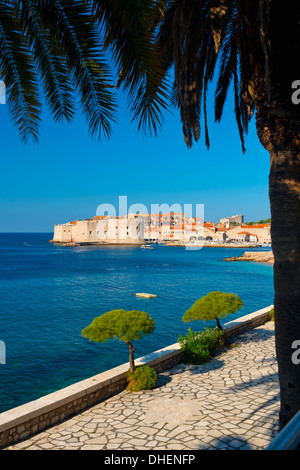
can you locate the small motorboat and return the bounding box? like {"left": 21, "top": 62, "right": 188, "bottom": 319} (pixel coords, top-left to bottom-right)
{"left": 140, "top": 244, "right": 154, "bottom": 250}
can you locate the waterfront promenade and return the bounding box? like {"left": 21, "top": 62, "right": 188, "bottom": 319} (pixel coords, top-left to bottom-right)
{"left": 5, "top": 321, "right": 279, "bottom": 450}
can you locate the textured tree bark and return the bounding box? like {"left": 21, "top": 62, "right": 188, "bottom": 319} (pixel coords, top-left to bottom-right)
{"left": 215, "top": 317, "right": 223, "bottom": 331}
{"left": 269, "top": 144, "right": 300, "bottom": 429}
{"left": 252, "top": 0, "right": 300, "bottom": 430}
{"left": 256, "top": 104, "right": 300, "bottom": 430}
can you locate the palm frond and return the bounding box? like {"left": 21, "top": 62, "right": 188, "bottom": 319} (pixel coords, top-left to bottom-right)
{"left": 37, "top": 0, "right": 117, "bottom": 140}
{"left": 15, "top": 0, "right": 75, "bottom": 124}
{"left": 209, "top": 0, "right": 231, "bottom": 53}
{"left": 158, "top": 0, "right": 218, "bottom": 148}
{"left": 214, "top": 7, "right": 238, "bottom": 123}
{"left": 0, "top": 2, "right": 41, "bottom": 143}
{"left": 91, "top": 0, "right": 170, "bottom": 137}
{"left": 258, "top": 0, "right": 272, "bottom": 103}
{"left": 158, "top": 0, "right": 260, "bottom": 152}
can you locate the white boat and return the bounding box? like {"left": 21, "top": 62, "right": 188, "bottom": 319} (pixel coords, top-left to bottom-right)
{"left": 140, "top": 244, "right": 154, "bottom": 250}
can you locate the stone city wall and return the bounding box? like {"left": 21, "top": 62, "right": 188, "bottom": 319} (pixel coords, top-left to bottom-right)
{"left": 52, "top": 217, "right": 145, "bottom": 245}
{"left": 0, "top": 305, "right": 273, "bottom": 449}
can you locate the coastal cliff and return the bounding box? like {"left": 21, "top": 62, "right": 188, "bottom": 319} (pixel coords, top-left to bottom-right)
{"left": 224, "top": 251, "right": 274, "bottom": 264}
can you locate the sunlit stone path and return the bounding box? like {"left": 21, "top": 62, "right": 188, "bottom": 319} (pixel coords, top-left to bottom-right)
{"left": 6, "top": 322, "right": 279, "bottom": 450}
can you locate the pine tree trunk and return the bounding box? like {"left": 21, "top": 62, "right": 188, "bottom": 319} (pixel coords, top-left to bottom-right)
{"left": 215, "top": 317, "right": 223, "bottom": 331}
{"left": 126, "top": 341, "right": 135, "bottom": 373}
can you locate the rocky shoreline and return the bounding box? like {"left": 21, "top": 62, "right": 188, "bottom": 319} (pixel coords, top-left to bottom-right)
{"left": 224, "top": 251, "right": 274, "bottom": 264}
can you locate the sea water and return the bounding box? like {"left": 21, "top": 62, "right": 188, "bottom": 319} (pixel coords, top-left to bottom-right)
{"left": 0, "top": 233, "right": 274, "bottom": 412}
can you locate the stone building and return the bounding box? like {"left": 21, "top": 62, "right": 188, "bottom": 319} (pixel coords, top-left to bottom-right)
{"left": 220, "top": 215, "right": 244, "bottom": 228}
{"left": 226, "top": 224, "right": 271, "bottom": 244}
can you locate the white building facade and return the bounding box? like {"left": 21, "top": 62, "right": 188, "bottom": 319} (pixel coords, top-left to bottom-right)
{"left": 52, "top": 215, "right": 144, "bottom": 244}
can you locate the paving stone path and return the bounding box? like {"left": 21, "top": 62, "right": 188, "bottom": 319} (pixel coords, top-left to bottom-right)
{"left": 6, "top": 322, "right": 279, "bottom": 450}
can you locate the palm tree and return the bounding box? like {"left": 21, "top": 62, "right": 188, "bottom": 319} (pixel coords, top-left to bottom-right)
{"left": 0, "top": 0, "right": 168, "bottom": 143}
{"left": 2, "top": 0, "right": 300, "bottom": 434}
{"left": 156, "top": 0, "right": 300, "bottom": 430}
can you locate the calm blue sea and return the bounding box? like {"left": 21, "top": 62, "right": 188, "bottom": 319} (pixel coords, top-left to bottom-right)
{"left": 0, "top": 233, "right": 274, "bottom": 413}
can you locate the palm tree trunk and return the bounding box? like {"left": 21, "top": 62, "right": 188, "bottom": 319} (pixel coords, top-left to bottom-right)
{"left": 269, "top": 143, "right": 300, "bottom": 430}
{"left": 252, "top": 0, "right": 300, "bottom": 431}
{"left": 252, "top": 0, "right": 300, "bottom": 421}
{"left": 256, "top": 97, "right": 300, "bottom": 430}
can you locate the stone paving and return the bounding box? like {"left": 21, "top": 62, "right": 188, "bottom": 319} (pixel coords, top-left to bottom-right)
{"left": 6, "top": 322, "right": 279, "bottom": 450}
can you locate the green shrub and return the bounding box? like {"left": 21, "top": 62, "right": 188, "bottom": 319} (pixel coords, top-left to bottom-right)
{"left": 269, "top": 308, "right": 274, "bottom": 321}
{"left": 178, "top": 327, "right": 224, "bottom": 364}
{"left": 126, "top": 365, "right": 157, "bottom": 392}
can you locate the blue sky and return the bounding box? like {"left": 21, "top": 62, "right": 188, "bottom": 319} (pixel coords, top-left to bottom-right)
{"left": 0, "top": 82, "right": 271, "bottom": 232}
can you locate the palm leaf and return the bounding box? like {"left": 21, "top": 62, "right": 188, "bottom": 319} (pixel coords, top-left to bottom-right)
{"left": 37, "top": 0, "right": 117, "bottom": 140}
{"left": 0, "top": 3, "right": 41, "bottom": 143}
{"left": 214, "top": 8, "right": 238, "bottom": 123}
{"left": 158, "top": 0, "right": 257, "bottom": 152}
{"left": 258, "top": 0, "right": 272, "bottom": 103}
{"left": 91, "top": 0, "right": 170, "bottom": 136}
{"left": 158, "top": 0, "right": 218, "bottom": 148}
{"left": 15, "top": 0, "right": 75, "bottom": 124}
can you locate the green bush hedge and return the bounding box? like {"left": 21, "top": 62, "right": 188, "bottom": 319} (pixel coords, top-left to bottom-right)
{"left": 178, "top": 327, "right": 224, "bottom": 364}
{"left": 126, "top": 365, "right": 157, "bottom": 392}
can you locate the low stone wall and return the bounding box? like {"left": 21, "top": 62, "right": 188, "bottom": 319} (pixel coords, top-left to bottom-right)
{"left": 222, "top": 306, "right": 273, "bottom": 340}
{"left": 0, "top": 305, "right": 273, "bottom": 449}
